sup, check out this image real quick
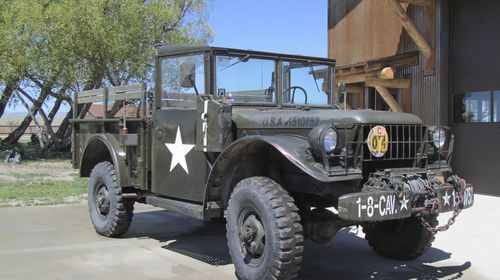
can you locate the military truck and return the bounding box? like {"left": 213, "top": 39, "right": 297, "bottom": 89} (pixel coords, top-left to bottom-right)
{"left": 72, "top": 46, "right": 474, "bottom": 280}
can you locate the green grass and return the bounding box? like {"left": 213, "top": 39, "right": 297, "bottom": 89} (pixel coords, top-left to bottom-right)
{"left": 0, "top": 160, "right": 88, "bottom": 207}
{"left": 0, "top": 177, "right": 88, "bottom": 206}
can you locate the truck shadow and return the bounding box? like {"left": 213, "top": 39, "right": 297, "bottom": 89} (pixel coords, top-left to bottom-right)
{"left": 124, "top": 209, "right": 471, "bottom": 279}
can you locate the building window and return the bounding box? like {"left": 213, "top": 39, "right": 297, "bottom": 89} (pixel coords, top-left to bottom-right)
{"left": 453, "top": 91, "right": 499, "bottom": 123}
{"left": 494, "top": 91, "right": 500, "bottom": 122}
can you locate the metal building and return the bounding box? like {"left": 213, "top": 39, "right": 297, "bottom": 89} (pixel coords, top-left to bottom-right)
{"left": 328, "top": 0, "right": 500, "bottom": 195}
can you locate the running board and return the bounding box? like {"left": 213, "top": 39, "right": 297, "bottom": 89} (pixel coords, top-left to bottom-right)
{"left": 145, "top": 196, "right": 204, "bottom": 220}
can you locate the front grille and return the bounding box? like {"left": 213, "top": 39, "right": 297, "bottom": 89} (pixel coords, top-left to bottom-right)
{"left": 362, "top": 124, "right": 428, "bottom": 161}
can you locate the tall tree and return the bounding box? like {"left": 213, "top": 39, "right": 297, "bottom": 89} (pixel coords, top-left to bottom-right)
{"left": 0, "top": 0, "right": 212, "bottom": 148}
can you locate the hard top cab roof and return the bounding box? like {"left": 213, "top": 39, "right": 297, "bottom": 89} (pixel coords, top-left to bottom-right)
{"left": 156, "top": 45, "right": 336, "bottom": 65}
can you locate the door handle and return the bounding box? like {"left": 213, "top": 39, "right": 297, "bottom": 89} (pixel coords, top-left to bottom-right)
{"left": 156, "top": 130, "right": 164, "bottom": 140}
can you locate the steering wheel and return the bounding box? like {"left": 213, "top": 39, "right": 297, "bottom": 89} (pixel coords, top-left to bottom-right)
{"left": 282, "top": 86, "right": 308, "bottom": 104}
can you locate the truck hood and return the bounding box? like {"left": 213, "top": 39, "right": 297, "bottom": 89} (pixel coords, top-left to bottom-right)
{"left": 232, "top": 108, "right": 423, "bottom": 129}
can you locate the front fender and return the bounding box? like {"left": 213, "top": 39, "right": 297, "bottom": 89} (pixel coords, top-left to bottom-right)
{"left": 209, "top": 135, "right": 348, "bottom": 184}
{"left": 81, "top": 134, "right": 130, "bottom": 187}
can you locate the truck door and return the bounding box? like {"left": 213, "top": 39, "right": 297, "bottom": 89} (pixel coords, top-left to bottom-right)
{"left": 152, "top": 54, "right": 209, "bottom": 202}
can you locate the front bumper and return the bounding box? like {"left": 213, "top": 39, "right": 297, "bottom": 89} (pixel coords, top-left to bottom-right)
{"left": 337, "top": 169, "right": 474, "bottom": 222}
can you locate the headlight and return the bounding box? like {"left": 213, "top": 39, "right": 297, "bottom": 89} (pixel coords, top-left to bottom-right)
{"left": 308, "top": 124, "right": 339, "bottom": 158}
{"left": 431, "top": 127, "right": 446, "bottom": 149}
{"left": 323, "top": 128, "right": 338, "bottom": 153}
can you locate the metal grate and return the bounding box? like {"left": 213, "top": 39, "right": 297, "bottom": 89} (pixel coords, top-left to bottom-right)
{"left": 362, "top": 124, "right": 428, "bottom": 161}
{"left": 318, "top": 123, "right": 456, "bottom": 178}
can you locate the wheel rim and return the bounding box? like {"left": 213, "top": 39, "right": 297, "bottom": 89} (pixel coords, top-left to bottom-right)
{"left": 237, "top": 204, "right": 266, "bottom": 266}
{"left": 95, "top": 184, "right": 110, "bottom": 217}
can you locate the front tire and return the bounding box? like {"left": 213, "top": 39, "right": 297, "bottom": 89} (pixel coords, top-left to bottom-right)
{"left": 88, "top": 161, "right": 134, "bottom": 237}
{"left": 226, "top": 177, "right": 303, "bottom": 280}
{"left": 363, "top": 216, "right": 437, "bottom": 260}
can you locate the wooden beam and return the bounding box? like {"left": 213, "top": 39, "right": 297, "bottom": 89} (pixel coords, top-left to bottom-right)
{"left": 336, "top": 67, "right": 395, "bottom": 84}
{"left": 374, "top": 86, "right": 403, "bottom": 112}
{"left": 398, "top": 0, "right": 432, "bottom": 6}
{"left": 387, "top": 0, "right": 432, "bottom": 60}
{"left": 365, "top": 51, "right": 419, "bottom": 72}
{"left": 366, "top": 78, "right": 411, "bottom": 89}
{"left": 336, "top": 73, "right": 369, "bottom": 84}
{"left": 337, "top": 52, "right": 419, "bottom": 72}
{"left": 345, "top": 85, "right": 364, "bottom": 95}
{"left": 423, "top": 0, "right": 436, "bottom": 75}
{"left": 336, "top": 52, "right": 419, "bottom": 82}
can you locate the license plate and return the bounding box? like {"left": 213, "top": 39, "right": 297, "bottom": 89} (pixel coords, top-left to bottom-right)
{"left": 338, "top": 190, "right": 413, "bottom": 222}
{"left": 435, "top": 184, "right": 474, "bottom": 213}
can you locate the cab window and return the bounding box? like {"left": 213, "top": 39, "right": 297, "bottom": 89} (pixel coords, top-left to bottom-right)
{"left": 282, "top": 61, "right": 332, "bottom": 107}
{"left": 161, "top": 54, "right": 205, "bottom": 108}
{"left": 215, "top": 55, "right": 276, "bottom": 105}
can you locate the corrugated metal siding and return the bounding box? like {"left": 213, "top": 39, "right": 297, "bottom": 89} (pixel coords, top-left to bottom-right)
{"left": 396, "top": 3, "right": 443, "bottom": 125}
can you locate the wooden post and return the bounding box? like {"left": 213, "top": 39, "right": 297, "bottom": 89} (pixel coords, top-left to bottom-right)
{"left": 387, "top": 0, "right": 432, "bottom": 60}
{"left": 103, "top": 88, "right": 108, "bottom": 119}
{"left": 374, "top": 86, "right": 403, "bottom": 112}
{"left": 141, "top": 83, "right": 147, "bottom": 118}
{"left": 73, "top": 91, "right": 78, "bottom": 119}
{"left": 401, "top": 75, "right": 413, "bottom": 112}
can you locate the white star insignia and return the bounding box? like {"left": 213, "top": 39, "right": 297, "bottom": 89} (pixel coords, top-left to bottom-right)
{"left": 399, "top": 194, "right": 409, "bottom": 211}
{"left": 165, "top": 126, "right": 194, "bottom": 174}
{"left": 442, "top": 191, "right": 451, "bottom": 206}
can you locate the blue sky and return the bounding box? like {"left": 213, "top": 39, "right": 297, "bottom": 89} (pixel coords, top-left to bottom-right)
{"left": 5, "top": 1, "right": 327, "bottom": 114}
{"left": 209, "top": 0, "right": 327, "bottom": 57}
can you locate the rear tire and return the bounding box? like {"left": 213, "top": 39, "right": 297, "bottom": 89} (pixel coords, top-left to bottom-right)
{"left": 88, "top": 161, "right": 134, "bottom": 237}
{"left": 226, "top": 177, "right": 303, "bottom": 280}
{"left": 363, "top": 216, "right": 437, "bottom": 260}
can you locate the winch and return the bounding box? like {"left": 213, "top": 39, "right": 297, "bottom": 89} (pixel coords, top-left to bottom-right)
{"left": 338, "top": 168, "right": 474, "bottom": 232}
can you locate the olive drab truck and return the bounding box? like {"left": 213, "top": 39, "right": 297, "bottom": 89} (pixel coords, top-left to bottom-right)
{"left": 72, "top": 46, "right": 474, "bottom": 280}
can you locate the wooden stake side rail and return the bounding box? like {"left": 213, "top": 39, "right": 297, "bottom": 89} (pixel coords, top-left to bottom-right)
{"left": 76, "top": 84, "right": 146, "bottom": 105}
{"left": 74, "top": 84, "right": 147, "bottom": 120}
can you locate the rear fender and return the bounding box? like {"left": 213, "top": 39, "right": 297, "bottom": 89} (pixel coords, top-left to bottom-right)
{"left": 80, "top": 134, "right": 130, "bottom": 187}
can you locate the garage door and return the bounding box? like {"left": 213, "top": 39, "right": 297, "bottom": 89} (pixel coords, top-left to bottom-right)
{"left": 451, "top": 0, "right": 500, "bottom": 195}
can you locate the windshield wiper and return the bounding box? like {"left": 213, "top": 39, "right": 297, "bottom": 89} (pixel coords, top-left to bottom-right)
{"left": 220, "top": 54, "right": 251, "bottom": 71}
{"left": 309, "top": 63, "right": 321, "bottom": 93}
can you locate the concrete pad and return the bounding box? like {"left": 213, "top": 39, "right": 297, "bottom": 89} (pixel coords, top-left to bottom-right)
{"left": 0, "top": 194, "right": 497, "bottom": 279}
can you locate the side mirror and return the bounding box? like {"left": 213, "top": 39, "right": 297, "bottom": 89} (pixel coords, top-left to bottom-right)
{"left": 179, "top": 61, "right": 196, "bottom": 88}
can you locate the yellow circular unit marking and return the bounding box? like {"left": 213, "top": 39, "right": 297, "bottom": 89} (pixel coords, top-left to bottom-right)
{"left": 366, "top": 126, "right": 389, "bottom": 158}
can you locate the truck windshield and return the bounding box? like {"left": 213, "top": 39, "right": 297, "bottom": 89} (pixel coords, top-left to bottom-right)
{"left": 215, "top": 55, "right": 276, "bottom": 105}
{"left": 282, "top": 60, "right": 333, "bottom": 107}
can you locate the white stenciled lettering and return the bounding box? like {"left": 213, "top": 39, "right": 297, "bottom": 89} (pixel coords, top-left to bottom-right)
{"left": 386, "top": 195, "right": 396, "bottom": 215}
{"left": 367, "top": 197, "right": 374, "bottom": 217}
{"left": 379, "top": 196, "right": 386, "bottom": 216}
{"left": 355, "top": 194, "right": 407, "bottom": 218}
{"left": 356, "top": 197, "right": 362, "bottom": 217}
{"left": 463, "top": 186, "right": 474, "bottom": 207}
